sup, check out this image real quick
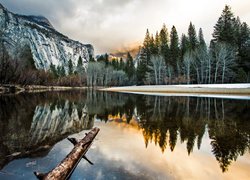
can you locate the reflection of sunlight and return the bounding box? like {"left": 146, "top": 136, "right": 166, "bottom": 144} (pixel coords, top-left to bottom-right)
{"left": 108, "top": 113, "right": 139, "bottom": 128}
{"left": 108, "top": 113, "right": 126, "bottom": 122}
{"left": 71, "top": 121, "right": 250, "bottom": 180}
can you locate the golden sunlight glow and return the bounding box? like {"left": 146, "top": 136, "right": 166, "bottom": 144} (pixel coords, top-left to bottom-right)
{"left": 86, "top": 121, "right": 250, "bottom": 180}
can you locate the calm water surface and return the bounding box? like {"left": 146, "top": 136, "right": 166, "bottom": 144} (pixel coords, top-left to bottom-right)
{"left": 0, "top": 90, "right": 249, "bottom": 180}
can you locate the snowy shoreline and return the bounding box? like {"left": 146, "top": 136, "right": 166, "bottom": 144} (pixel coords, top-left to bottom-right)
{"left": 100, "top": 84, "right": 250, "bottom": 97}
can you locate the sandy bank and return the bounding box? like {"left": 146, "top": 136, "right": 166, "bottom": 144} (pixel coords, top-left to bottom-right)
{"left": 100, "top": 84, "right": 250, "bottom": 95}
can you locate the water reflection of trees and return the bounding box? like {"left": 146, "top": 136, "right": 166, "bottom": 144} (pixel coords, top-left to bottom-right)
{"left": 94, "top": 93, "right": 250, "bottom": 172}
{"left": 137, "top": 96, "right": 208, "bottom": 154}
{"left": 86, "top": 90, "right": 128, "bottom": 117}
{"left": 140, "top": 96, "right": 249, "bottom": 172}
{"left": 0, "top": 91, "right": 249, "bottom": 172}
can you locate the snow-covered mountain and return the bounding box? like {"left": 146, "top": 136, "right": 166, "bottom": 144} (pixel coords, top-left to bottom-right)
{"left": 0, "top": 3, "right": 94, "bottom": 70}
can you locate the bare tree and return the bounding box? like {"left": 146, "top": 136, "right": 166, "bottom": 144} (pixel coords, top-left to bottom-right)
{"left": 86, "top": 62, "right": 95, "bottom": 86}
{"left": 183, "top": 51, "right": 194, "bottom": 84}
{"left": 86, "top": 62, "right": 102, "bottom": 87}
{"left": 212, "top": 43, "right": 236, "bottom": 83}
{"left": 192, "top": 46, "right": 210, "bottom": 84}
{"left": 147, "top": 55, "right": 166, "bottom": 85}
{"left": 112, "top": 70, "right": 127, "bottom": 86}
{"left": 86, "top": 62, "right": 127, "bottom": 87}
{"left": 104, "top": 66, "right": 113, "bottom": 86}
{"left": 166, "top": 65, "right": 173, "bottom": 84}
{"left": 97, "top": 62, "right": 105, "bottom": 86}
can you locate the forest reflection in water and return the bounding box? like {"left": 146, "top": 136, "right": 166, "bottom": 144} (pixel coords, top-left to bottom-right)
{"left": 91, "top": 91, "right": 250, "bottom": 173}
{"left": 0, "top": 90, "right": 249, "bottom": 174}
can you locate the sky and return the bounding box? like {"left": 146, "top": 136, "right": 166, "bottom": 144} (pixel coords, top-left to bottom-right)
{"left": 1, "top": 0, "right": 250, "bottom": 54}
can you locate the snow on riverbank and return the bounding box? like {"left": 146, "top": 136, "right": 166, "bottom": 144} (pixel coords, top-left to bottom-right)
{"left": 119, "top": 91, "right": 250, "bottom": 100}
{"left": 168, "top": 83, "right": 250, "bottom": 88}
{"left": 100, "top": 84, "right": 250, "bottom": 98}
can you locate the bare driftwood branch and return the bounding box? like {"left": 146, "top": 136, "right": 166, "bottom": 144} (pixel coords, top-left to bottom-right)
{"left": 34, "top": 127, "right": 100, "bottom": 180}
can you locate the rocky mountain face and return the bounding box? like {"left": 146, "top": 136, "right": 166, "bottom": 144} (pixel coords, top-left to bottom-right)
{"left": 0, "top": 3, "right": 94, "bottom": 70}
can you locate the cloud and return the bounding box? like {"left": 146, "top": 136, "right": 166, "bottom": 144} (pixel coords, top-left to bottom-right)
{"left": 1, "top": 0, "right": 250, "bottom": 54}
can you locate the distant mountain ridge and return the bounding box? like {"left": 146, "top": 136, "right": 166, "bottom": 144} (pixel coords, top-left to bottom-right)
{"left": 0, "top": 3, "right": 94, "bottom": 70}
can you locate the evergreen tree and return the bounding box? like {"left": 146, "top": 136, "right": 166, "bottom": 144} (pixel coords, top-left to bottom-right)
{"left": 188, "top": 22, "right": 198, "bottom": 50}
{"left": 97, "top": 53, "right": 109, "bottom": 66}
{"left": 104, "top": 53, "right": 109, "bottom": 66}
{"left": 125, "top": 52, "right": 135, "bottom": 81}
{"left": 77, "top": 56, "right": 84, "bottom": 74}
{"left": 19, "top": 44, "right": 36, "bottom": 69}
{"left": 149, "top": 34, "right": 157, "bottom": 54}
{"left": 180, "top": 34, "right": 189, "bottom": 61}
{"left": 68, "top": 59, "right": 74, "bottom": 75}
{"left": 212, "top": 5, "right": 250, "bottom": 82}
{"left": 57, "top": 66, "right": 61, "bottom": 76}
{"left": 50, "top": 63, "right": 58, "bottom": 78}
{"left": 56, "top": 65, "right": 66, "bottom": 77}
{"left": 159, "top": 24, "right": 170, "bottom": 65}
{"left": 111, "top": 59, "right": 119, "bottom": 70}
{"left": 143, "top": 29, "right": 151, "bottom": 65}
{"left": 198, "top": 28, "right": 206, "bottom": 47}
{"left": 60, "top": 66, "right": 66, "bottom": 77}
{"left": 136, "top": 47, "right": 147, "bottom": 85}
{"left": 235, "top": 16, "right": 242, "bottom": 47}
{"left": 169, "top": 26, "right": 180, "bottom": 70}
{"left": 136, "top": 29, "right": 152, "bottom": 84}
{"left": 89, "top": 54, "right": 95, "bottom": 62}
{"left": 119, "top": 57, "right": 125, "bottom": 70}
{"left": 238, "top": 22, "right": 250, "bottom": 75}
{"left": 238, "top": 22, "right": 250, "bottom": 52}
{"left": 154, "top": 31, "right": 160, "bottom": 54}
{"left": 212, "top": 5, "right": 237, "bottom": 45}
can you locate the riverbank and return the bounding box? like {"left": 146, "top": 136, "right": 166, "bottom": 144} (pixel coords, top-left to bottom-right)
{"left": 100, "top": 84, "right": 250, "bottom": 95}
{"left": 0, "top": 85, "right": 89, "bottom": 94}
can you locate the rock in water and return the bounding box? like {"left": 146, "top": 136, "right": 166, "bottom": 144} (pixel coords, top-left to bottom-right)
{"left": 0, "top": 3, "right": 94, "bottom": 70}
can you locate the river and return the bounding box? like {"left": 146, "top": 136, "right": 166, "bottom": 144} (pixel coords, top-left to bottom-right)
{"left": 0, "top": 90, "right": 249, "bottom": 179}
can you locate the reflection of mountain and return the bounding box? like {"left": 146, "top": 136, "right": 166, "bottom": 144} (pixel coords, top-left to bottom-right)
{"left": 0, "top": 92, "right": 94, "bottom": 169}
{"left": 30, "top": 101, "right": 91, "bottom": 144}
{"left": 94, "top": 93, "right": 250, "bottom": 172}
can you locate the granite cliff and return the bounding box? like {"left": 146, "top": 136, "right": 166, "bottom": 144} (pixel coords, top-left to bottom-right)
{"left": 0, "top": 3, "right": 94, "bottom": 70}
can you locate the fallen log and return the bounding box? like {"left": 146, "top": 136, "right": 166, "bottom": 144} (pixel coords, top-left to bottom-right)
{"left": 34, "top": 127, "right": 100, "bottom": 180}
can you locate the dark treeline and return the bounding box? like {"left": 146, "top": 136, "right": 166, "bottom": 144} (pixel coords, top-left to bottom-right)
{"left": 135, "top": 5, "right": 250, "bottom": 85}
